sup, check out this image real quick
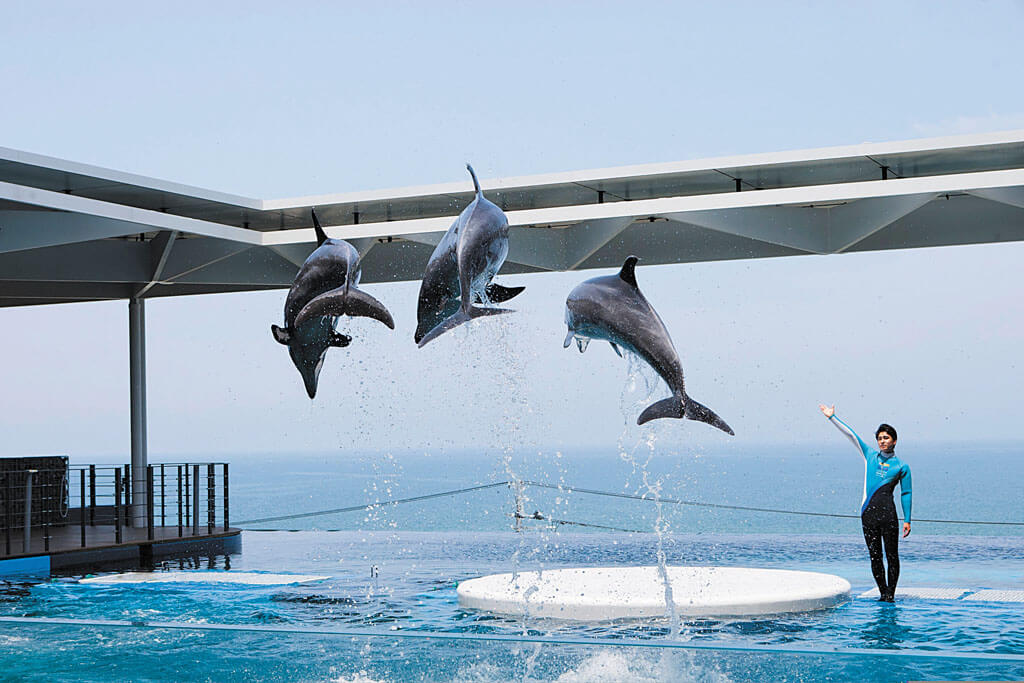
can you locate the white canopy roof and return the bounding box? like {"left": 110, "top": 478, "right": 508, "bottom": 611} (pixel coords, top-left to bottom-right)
{"left": 2, "top": 130, "right": 1023, "bottom": 307}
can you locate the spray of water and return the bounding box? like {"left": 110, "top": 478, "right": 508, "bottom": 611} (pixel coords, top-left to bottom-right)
{"left": 615, "top": 350, "right": 681, "bottom": 639}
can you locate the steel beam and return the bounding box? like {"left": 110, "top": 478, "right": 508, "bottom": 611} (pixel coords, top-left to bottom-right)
{"left": 0, "top": 241, "right": 149, "bottom": 282}
{"left": 0, "top": 210, "right": 148, "bottom": 254}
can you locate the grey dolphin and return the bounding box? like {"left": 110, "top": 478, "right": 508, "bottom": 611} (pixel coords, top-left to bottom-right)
{"left": 416, "top": 164, "right": 521, "bottom": 347}
{"left": 271, "top": 210, "right": 394, "bottom": 398}
{"left": 414, "top": 216, "right": 524, "bottom": 344}
{"left": 563, "top": 256, "right": 734, "bottom": 434}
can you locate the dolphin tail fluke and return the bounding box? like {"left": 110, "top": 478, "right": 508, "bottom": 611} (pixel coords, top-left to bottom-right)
{"left": 415, "top": 298, "right": 461, "bottom": 344}
{"left": 293, "top": 287, "right": 346, "bottom": 329}
{"left": 685, "top": 397, "right": 735, "bottom": 435}
{"left": 345, "top": 287, "right": 395, "bottom": 329}
{"left": 293, "top": 286, "right": 395, "bottom": 330}
{"left": 636, "top": 395, "right": 734, "bottom": 434}
{"left": 416, "top": 306, "right": 512, "bottom": 348}
{"left": 637, "top": 397, "right": 685, "bottom": 425}
{"left": 484, "top": 283, "right": 525, "bottom": 304}
{"left": 271, "top": 324, "right": 291, "bottom": 345}
{"left": 466, "top": 163, "right": 482, "bottom": 197}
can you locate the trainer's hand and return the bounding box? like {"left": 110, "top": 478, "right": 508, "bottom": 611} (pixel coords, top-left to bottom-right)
{"left": 819, "top": 404, "right": 835, "bottom": 418}
{"left": 903, "top": 522, "right": 911, "bottom": 538}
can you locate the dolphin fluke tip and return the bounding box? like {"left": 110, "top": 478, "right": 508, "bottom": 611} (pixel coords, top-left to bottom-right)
{"left": 685, "top": 397, "right": 734, "bottom": 435}
{"left": 417, "top": 306, "right": 512, "bottom": 348}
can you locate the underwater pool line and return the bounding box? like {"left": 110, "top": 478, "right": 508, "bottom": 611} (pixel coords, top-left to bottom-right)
{"left": 2, "top": 616, "right": 1022, "bottom": 663}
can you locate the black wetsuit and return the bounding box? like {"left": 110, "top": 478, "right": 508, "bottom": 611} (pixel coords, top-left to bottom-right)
{"left": 829, "top": 415, "right": 912, "bottom": 599}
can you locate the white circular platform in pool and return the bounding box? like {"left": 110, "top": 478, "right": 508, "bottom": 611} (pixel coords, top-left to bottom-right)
{"left": 457, "top": 566, "right": 851, "bottom": 620}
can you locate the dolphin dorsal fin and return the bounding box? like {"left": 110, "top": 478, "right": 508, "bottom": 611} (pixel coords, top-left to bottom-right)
{"left": 466, "top": 163, "right": 482, "bottom": 197}
{"left": 618, "top": 256, "right": 639, "bottom": 287}
{"left": 311, "top": 209, "right": 328, "bottom": 246}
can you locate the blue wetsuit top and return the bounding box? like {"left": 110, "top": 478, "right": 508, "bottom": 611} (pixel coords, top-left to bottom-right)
{"left": 829, "top": 415, "right": 912, "bottom": 525}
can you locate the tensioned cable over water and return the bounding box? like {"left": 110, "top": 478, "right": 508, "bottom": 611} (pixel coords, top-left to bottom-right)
{"left": 235, "top": 479, "right": 1024, "bottom": 529}
{"left": 236, "top": 482, "right": 509, "bottom": 525}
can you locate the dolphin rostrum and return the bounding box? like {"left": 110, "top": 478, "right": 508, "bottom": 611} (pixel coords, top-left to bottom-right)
{"left": 271, "top": 209, "right": 394, "bottom": 398}
{"left": 563, "top": 256, "right": 734, "bottom": 434}
{"left": 416, "top": 164, "right": 522, "bottom": 347}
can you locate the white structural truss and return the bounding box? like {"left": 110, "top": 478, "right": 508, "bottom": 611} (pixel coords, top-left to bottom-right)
{"left": 3, "top": 131, "right": 1023, "bottom": 520}
{"left": 1, "top": 129, "right": 1023, "bottom": 307}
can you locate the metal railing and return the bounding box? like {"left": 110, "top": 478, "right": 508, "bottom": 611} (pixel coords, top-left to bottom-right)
{"left": 0, "top": 461, "right": 229, "bottom": 558}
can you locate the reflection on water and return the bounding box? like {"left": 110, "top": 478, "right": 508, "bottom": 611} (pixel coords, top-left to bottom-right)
{"left": 860, "top": 602, "right": 905, "bottom": 649}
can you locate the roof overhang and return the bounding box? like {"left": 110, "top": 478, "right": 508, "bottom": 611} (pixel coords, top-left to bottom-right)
{"left": 1, "top": 130, "right": 1023, "bottom": 307}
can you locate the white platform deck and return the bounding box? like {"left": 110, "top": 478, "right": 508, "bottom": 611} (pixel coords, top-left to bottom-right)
{"left": 859, "top": 587, "right": 1024, "bottom": 602}
{"left": 457, "top": 566, "right": 851, "bottom": 621}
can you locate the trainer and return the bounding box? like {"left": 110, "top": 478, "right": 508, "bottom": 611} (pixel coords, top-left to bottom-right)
{"left": 819, "top": 404, "right": 911, "bottom": 602}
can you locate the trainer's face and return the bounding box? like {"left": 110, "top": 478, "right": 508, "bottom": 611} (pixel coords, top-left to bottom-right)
{"left": 876, "top": 432, "right": 895, "bottom": 453}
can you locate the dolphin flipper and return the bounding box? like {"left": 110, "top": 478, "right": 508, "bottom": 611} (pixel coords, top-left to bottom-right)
{"left": 294, "top": 286, "right": 395, "bottom": 330}
{"left": 271, "top": 324, "right": 291, "bottom": 345}
{"left": 417, "top": 306, "right": 512, "bottom": 348}
{"left": 609, "top": 342, "right": 623, "bottom": 357}
{"left": 563, "top": 329, "right": 575, "bottom": 348}
{"left": 483, "top": 283, "right": 525, "bottom": 304}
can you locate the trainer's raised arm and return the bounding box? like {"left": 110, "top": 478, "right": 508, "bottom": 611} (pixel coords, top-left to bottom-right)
{"left": 820, "top": 404, "right": 870, "bottom": 458}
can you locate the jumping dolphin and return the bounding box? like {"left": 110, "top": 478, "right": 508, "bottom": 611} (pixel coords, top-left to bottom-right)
{"left": 563, "top": 256, "right": 734, "bottom": 434}
{"left": 271, "top": 210, "right": 394, "bottom": 398}
{"left": 414, "top": 216, "right": 524, "bottom": 344}
{"left": 416, "top": 164, "right": 521, "bottom": 347}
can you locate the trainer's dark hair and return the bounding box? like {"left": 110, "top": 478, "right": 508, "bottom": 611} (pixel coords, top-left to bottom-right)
{"left": 876, "top": 423, "right": 898, "bottom": 443}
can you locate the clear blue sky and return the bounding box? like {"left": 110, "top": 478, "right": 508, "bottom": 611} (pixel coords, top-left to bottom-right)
{"left": 1, "top": 1, "right": 1023, "bottom": 458}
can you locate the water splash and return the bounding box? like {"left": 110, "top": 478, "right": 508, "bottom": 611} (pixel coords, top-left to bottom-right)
{"left": 616, "top": 350, "right": 680, "bottom": 639}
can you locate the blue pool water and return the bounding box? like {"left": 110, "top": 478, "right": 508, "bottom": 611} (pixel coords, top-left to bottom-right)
{"left": 3, "top": 447, "right": 1023, "bottom": 681}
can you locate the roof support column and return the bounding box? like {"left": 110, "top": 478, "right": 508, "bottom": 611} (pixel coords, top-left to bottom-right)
{"left": 129, "top": 297, "right": 148, "bottom": 527}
